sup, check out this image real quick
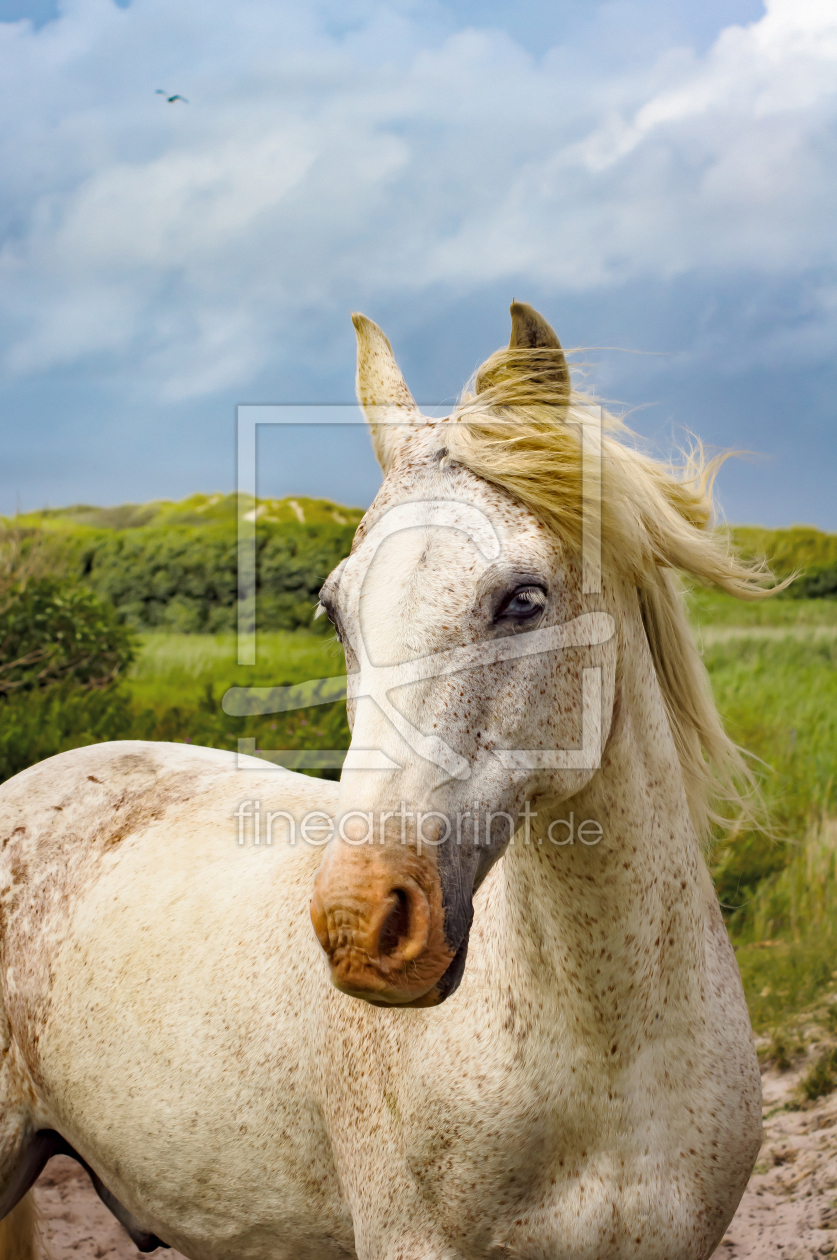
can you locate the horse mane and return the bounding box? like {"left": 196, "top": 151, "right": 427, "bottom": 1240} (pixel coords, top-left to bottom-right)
{"left": 445, "top": 344, "right": 782, "bottom": 845}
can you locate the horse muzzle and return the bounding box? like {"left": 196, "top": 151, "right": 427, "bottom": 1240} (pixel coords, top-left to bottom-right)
{"left": 310, "top": 841, "right": 461, "bottom": 1007}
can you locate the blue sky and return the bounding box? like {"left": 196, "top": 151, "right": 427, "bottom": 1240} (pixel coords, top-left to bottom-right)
{"left": 0, "top": 0, "right": 835, "bottom": 526}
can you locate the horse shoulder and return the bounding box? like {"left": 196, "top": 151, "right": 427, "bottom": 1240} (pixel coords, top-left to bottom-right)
{"left": 0, "top": 740, "right": 337, "bottom": 1082}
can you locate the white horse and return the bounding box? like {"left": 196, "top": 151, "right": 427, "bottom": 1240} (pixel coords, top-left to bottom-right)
{"left": 0, "top": 303, "right": 766, "bottom": 1260}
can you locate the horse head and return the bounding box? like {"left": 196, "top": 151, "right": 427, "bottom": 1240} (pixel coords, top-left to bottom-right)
{"left": 309, "top": 303, "right": 618, "bottom": 1007}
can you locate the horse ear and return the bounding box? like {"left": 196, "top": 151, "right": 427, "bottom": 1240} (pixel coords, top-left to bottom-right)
{"left": 508, "top": 301, "right": 570, "bottom": 394}
{"left": 352, "top": 313, "right": 421, "bottom": 473}
{"left": 475, "top": 302, "right": 571, "bottom": 400}
{"left": 509, "top": 301, "right": 562, "bottom": 349}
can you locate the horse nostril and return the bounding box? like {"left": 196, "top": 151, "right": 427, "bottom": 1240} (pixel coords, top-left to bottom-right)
{"left": 310, "top": 866, "right": 435, "bottom": 986}
{"left": 376, "top": 882, "right": 431, "bottom": 964}
{"left": 379, "top": 889, "right": 410, "bottom": 957}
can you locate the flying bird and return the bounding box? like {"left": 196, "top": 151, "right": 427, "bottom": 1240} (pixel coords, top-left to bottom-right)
{"left": 156, "top": 90, "right": 189, "bottom": 103}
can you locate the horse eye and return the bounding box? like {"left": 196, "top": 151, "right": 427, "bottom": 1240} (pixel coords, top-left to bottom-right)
{"left": 497, "top": 586, "right": 547, "bottom": 621}
{"left": 316, "top": 593, "right": 342, "bottom": 637}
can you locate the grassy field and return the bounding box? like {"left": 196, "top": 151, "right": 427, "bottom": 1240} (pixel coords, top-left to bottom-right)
{"left": 687, "top": 585, "right": 837, "bottom": 629}
{"left": 689, "top": 592, "right": 837, "bottom": 920}
{"left": 685, "top": 589, "right": 837, "bottom": 1034}
{"left": 125, "top": 629, "right": 346, "bottom": 710}
{"left": 117, "top": 628, "right": 350, "bottom": 778}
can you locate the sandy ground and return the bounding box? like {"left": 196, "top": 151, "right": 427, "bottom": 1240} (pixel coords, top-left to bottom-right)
{"left": 717, "top": 1048, "right": 837, "bottom": 1260}
{"left": 26, "top": 1055, "right": 837, "bottom": 1259}
{"left": 32, "top": 1158, "right": 186, "bottom": 1260}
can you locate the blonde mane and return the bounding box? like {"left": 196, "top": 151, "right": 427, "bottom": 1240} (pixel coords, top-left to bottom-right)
{"left": 445, "top": 345, "right": 781, "bottom": 843}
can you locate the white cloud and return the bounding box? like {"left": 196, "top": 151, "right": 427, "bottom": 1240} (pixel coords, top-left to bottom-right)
{"left": 0, "top": 0, "right": 834, "bottom": 397}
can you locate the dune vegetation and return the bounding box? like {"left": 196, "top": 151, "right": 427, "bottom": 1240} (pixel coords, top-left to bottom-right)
{"left": 687, "top": 589, "right": 837, "bottom": 1031}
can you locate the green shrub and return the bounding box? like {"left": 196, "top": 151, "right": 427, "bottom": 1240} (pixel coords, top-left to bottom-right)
{"left": 0, "top": 578, "right": 135, "bottom": 695}
{"left": 78, "top": 520, "right": 354, "bottom": 634}
{"left": 0, "top": 683, "right": 144, "bottom": 782}
{"left": 136, "top": 685, "right": 351, "bottom": 782}
{"left": 4, "top": 496, "right": 363, "bottom": 634}
{"left": 796, "top": 567, "right": 837, "bottom": 599}
{"left": 0, "top": 682, "right": 351, "bottom": 788}
{"left": 731, "top": 526, "right": 837, "bottom": 599}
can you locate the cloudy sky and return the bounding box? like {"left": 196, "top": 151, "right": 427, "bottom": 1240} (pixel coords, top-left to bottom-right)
{"left": 0, "top": 0, "right": 835, "bottom": 525}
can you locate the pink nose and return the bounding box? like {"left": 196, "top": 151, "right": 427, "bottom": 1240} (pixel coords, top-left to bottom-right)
{"left": 310, "top": 847, "right": 454, "bottom": 1006}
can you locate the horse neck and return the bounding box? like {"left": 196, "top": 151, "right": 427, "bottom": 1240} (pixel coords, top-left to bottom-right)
{"left": 496, "top": 598, "right": 708, "bottom": 1039}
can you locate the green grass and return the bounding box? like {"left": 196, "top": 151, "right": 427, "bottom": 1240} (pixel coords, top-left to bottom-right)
{"left": 705, "top": 632, "right": 837, "bottom": 907}
{"left": 733, "top": 820, "right": 837, "bottom": 1032}
{"left": 676, "top": 590, "right": 837, "bottom": 914}
{"left": 684, "top": 591, "right": 837, "bottom": 1032}
{"left": 125, "top": 630, "right": 345, "bottom": 711}
{"left": 687, "top": 586, "right": 837, "bottom": 628}
{"left": 109, "top": 629, "right": 351, "bottom": 780}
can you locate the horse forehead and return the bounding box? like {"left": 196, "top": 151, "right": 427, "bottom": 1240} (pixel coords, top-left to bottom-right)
{"left": 362, "top": 527, "right": 480, "bottom": 622}
{"left": 358, "top": 458, "right": 549, "bottom": 560}
{"left": 355, "top": 494, "right": 550, "bottom": 617}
